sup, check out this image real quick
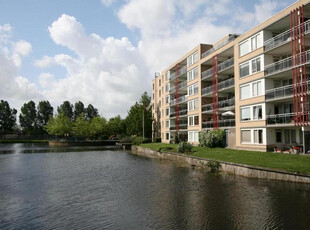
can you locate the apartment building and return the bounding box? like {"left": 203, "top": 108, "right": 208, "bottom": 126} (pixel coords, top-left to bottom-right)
{"left": 152, "top": 0, "right": 310, "bottom": 153}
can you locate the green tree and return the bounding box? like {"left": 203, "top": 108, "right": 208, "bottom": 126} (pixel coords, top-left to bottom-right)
{"left": 85, "top": 104, "right": 98, "bottom": 120}
{"left": 72, "top": 113, "right": 90, "bottom": 138}
{"left": 37, "top": 100, "right": 53, "bottom": 134}
{"left": 125, "top": 92, "right": 152, "bottom": 138}
{"left": 57, "top": 101, "right": 73, "bottom": 121}
{"left": 89, "top": 116, "right": 107, "bottom": 138}
{"left": 0, "top": 100, "right": 17, "bottom": 136}
{"left": 107, "top": 115, "right": 125, "bottom": 137}
{"left": 45, "top": 113, "right": 72, "bottom": 137}
{"left": 19, "top": 100, "right": 37, "bottom": 134}
{"left": 73, "top": 101, "right": 85, "bottom": 121}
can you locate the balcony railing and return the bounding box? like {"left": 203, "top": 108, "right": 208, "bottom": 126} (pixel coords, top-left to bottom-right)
{"left": 201, "top": 35, "right": 237, "bottom": 59}
{"left": 169, "top": 109, "right": 188, "bottom": 118}
{"left": 202, "top": 78, "right": 234, "bottom": 96}
{"left": 169, "top": 81, "right": 187, "bottom": 94}
{"left": 202, "top": 98, "right": 235, "bottom": 112}
{"left": 202, "top": 119, "right": 235, "bottom": 129}
{"left": 169, "top": 65, "right": 187, "bottom": 81}
{"left": 201, "top": 58, "right": 234, "bottom": 80}
{"left": 169, "top": 95, "right": 188, "bottom": 106}
{"left": 170, "top": 123, "right": 188, "bottom": 131}
{"left": 264, "top": 19, "right": 310, "bottom": 52}
{"left": 267, "top": 113, "right": 294, "bottom": 125}
{"left": 264, "top": 50, "right": 310, "bottom": 76}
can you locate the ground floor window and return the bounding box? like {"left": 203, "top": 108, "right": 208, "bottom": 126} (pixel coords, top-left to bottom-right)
{"left": 188, "top": 131, "right": 199, "bottom": 142}
{"left": 276, "top": 130, "right": 282, "bottom": 142}
{"left": 166, "top": 132, "right": 170, "bottom": 140}
{"left": 241, "top": 128, "right": 265, "bottom": 145}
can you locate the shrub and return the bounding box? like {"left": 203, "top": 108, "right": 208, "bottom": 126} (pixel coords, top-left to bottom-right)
{"left": 207, "top": 161, "right": 221, "bottom": 173}
{"left": 199, "top": 130, "right": 226, "bottom": 148}
{"left": 174, "top": 135, "right": 179, "bottom": 144}
{"left": 154, "top": 137, "right": 161, "bottom": 143}
{"left": 177, "top": 142, "right": 193, "bottom": 153}
{"left": 157, "top": 146, "right": 173, "bottom": 153}
{"left": 132, "top": 137, "right": 144, "bottom": 145}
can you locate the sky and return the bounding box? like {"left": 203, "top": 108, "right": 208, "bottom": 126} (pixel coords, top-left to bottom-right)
{"left": 0, "top": 0, "right": 297, "bottom": 118}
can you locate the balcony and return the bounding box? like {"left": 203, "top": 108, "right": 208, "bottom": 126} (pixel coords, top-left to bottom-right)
{"left": 169, "top": 109, "right": 188, "bottom": 118}
{"left": 169, "top": 95, "right": 188, "bottom": 106}
{"left": 169, "top": 65, "right": 187, "bottom": 81}
{"left": 170, "top": 123, "right": 188, "bottom": 131}
{"left": 264, "top": 50, "right": 310, "bottom": 77}
{"left": 201, "top": 58, "right": 234, "bottom": 80}
{"left": 265, "top": 81, "right": 310, "bottom": 101}
{"left": 264, "top": 19, "right": 310, "bottom": 52}
{"left": 266, "top": 113, "right": 294, "bottom": 125}
{"left": 202, "top": 119, "right": 235, "bottom": 129}
{"left": 202, "top": 78, "right": 235, "bottom": 96}
{"left": 201, "top": 35, "right": 237, "bottom": 59}
{"left": 202, "top": 98, "right": 235, "bottom": 112}
{"left": 169, "top": 81, "right": 187, "bottom": 94}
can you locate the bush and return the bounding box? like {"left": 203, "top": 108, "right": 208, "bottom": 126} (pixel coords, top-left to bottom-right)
{"left": 177, "top": 142, "right": 193, "bottom": 153}
{"left": 157, "top": 146, "right": 173, "bottom": 153}
{"left": 199, "top": 130, "right": 226, "bottom": 148}
{"left": 174, "top": 135, "right": 179, "bottom": 144}
{"left": 132, "top": 137, "right": 144, "bottom": 145}
{"left": 207, "top": 161, "right": 221, "bottom": 173}
{"left": 154, "top": 137, "right": 161, "bottom": 143}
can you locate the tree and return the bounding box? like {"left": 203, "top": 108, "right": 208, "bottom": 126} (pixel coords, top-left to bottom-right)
{"left": 0, "top": 100, "right": 17, "bottom": 136}
{"left": 72, "top": 113, "right": 90, "bottom": 138}
{"left": 57, "top": 101, "right": 73, "bottom": 121}
{"left": 19, "top": 101, "right": 37, "bottom": 134}
{"left": 37, "top": 101, "right": 53, "bottom": 134}
{"left": 73, "top": 101, "right": 85, "bottom": 121}
{"left": 45, "top": 113, "right": 72, "bottom": 137}
{"left": 85, "top": 104, "right": 98, "bottom": 120}
{"left": 89, "top": 116, "right": 107, "bottom": 138}
{"left": 107, "top": 115, "right": 125, "bottom": 137}
{"left": 125, "top": 92, "right": 152, "bottom": 138}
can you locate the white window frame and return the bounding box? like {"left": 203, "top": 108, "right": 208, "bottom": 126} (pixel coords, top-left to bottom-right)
{"left": 165, "top": 108, "right": 170, "bottom": 116}
{"left": 240, "top": 103, "right": 265, "bottom": 121}
{"left": 188, "top": 98, "right": 199, "bottom": 111}
{"left": 187, "top": 83, "right": 198, "bottom": 96}
{"left": 240, "top": 79, "right": 265, "bottom": 100}
{"left": 239, "top": 31, "right": 263, "bottom": 57}
{"left": 188, "top": 115, "right": 199, "bottom": 126}
{"left": 188, "top": 131, "right": 199, "bottom": 142}
{"left": 187, "top": 51, "right": 198, "bottom": 67}
{"left": 165, "top": 83, "right": 170, "bottom": 92}
{"left": 166, "top": 120, "right": 170, "bottom": 128}
{"left": 187, "top": 67, "right": 198, "bottom": 81}
{"left": 165, "top": 95, "right": 170, "bottom": 104}
{"left": 166, "top": 132, "right": 170, "bottom": 140}
{"left": 241, "top": 128, "right": 266, "bottom": 145}
{"left": 239, "top": 55, "right": 264, "bottom": 78}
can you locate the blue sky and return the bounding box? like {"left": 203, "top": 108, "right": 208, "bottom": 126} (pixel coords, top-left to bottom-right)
{"left": 0, "top": 0, "right": 296, "bottom": 118}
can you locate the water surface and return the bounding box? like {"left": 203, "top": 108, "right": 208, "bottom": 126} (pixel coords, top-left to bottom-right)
{"left": 0, "top": 144, "right": 310, "bottom": 229}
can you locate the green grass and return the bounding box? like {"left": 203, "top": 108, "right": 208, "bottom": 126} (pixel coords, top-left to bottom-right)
{"left": 140, "top": 143, "right": 310, "bottom": 174}
{"left": 0, "top": 140, "right": 49, "bottom": 143}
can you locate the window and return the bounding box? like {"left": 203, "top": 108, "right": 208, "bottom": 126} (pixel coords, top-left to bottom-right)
{"left": 240, "top": 79, "right": 264, "bottom": 100}
{"left": 240, "top": 62, "right": 250, "bottom": 77}
{"left": 165, "top": 108, "right": 169, "bottom": 116}
{"left": 159, "top": 90, "right": 161, "bottom": 97}
{"left": 240, "top": 84, "right": 250, "bottom": 100}
{"left": 187, "top": 67, "right": 198, "bottom": 81}
{"left": 188, "top": 99, "right": 199, "bottom": 111}
{"left": 187, "top": 51, "right": 198, "bottom": 67}
{"left": 276, "top": 130, "right": 282, "bottom": 142}
{"left": 188, "top": 131, "right": 199, "bottom": 142}
{"left": 159, "top": 79, "right": 161, "bottom": 86}
{"left": 166, "top": 120, "right": 169, "bottom": 128}
{"left": 241, "top": 107, "right": 251, "bottom": 121}
{"left": 166, "top": 132, "right": 170, "bottom": 140}
{"left": 165, "top": 71, "right": 170, "bottom": 80}
{"left": 165, "top": 83, "right": 170, "bottom": 92}
{"left": 251, "top": 57, "right": 261, "bottom": 73}
{"left": 188, "top": 83, "right": 198, "bottom": 96}
{"left": 241, "top": 130, "right": 251, "bottom": 143}
{"left": 251, "top": 35, "right": 258, "bottom": 51}
{"left": 253, "top": 105, "right": 262, "bottom": 120}
{"left": 239, "top": 40, "right": 250, "bottom": 57}
{"left": 165, "top": 95, "right": 170, "bottom": 104}
{"left": 188, "top": 115, "right": 199, "bottom": 126}
{"left": 254, "top": 130, "right": 263, "bottom": 144}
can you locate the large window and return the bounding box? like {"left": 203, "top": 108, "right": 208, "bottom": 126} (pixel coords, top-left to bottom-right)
{"left": 188, "top": 131, "right": 199, "bottom": 142}
{"left": 165, "top": 108, "right": 169, "bottom": 116}
{"left": 187, "top": 51, "right": 198, "bottom": 67}
{"left": 165, "top": 95, "right": 170, "bottom": 104}
{"left": 240, "top": 104, "right": 264, "bottom": 121}
{"left": 188, "top": 115, "right": 199, "bottom": 126}
{"left": 241, "top": 128, "right": 265, "bottom": 144}
{"left": 166, "top": 132, "right": 170, "bottom": 140}
{"left": 240, "top": 79, "right": 264, "bottom": 100}
{"left": 187, "top": 67, "right": 198, "bottom": 81}
{"left": 188, "top": 98, "right": 199, "bottom": 111}
{"left": 239, "top": 55, "right": 263, "bottom": 78}
{"left": 165, "top": 83, "right": 170, "bottom": 92}
{"left": 253, "top": 130, "right": 263, "bottom": 144}
{"left": 241, "top": 130, "right": 251, "bottom": 143}
{"left": 239, "top": 32, "right": 262, "bottom": 57}
{"left": 166, "top": 120, "right": 169, "bottom": 128}
{"left": 188, "top": 83, "right": 198, "bottom": 96}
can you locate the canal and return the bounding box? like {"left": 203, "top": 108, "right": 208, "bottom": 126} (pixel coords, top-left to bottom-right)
{"left": 0, "top": 143, "right": 310, "bottom": 229}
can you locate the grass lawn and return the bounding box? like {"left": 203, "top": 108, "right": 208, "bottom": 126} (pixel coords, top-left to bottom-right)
{"left": 140, "top": 143, "right": 310, "bottom": 174}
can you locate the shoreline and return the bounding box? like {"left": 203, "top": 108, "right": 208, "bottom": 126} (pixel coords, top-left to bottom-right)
{"left": 132, "top": 146, "right": 310, "bottom": 184}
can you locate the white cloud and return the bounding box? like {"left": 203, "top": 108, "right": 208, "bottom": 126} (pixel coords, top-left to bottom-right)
{"left": 101, "top": 0, "right": 116, "bottom": 7}
{"left": 34, "top": 55, "right": 54, "bottom": 68}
